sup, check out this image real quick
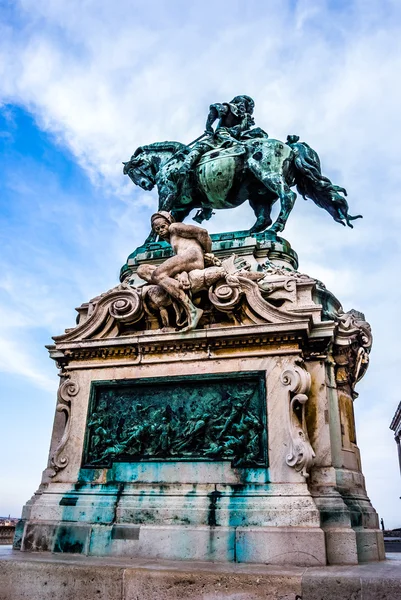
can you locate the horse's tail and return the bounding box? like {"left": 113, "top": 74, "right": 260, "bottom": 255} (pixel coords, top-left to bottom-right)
{"left": 287, "top": 135, "right": 362, "bottom": 228}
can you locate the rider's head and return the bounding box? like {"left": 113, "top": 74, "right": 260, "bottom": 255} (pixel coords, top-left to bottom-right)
{"left": 151, "top": 211, "right": 175, "bottom": 238}
{"left": 231, "top": 95, "right": 255, "bottom": 115}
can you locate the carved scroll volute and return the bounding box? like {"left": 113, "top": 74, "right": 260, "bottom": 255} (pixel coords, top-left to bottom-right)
{"left": 208, "top": 278, "right": 242, "bottom": 312}
{"left": 109, "top": 292, "right": 143, "bottom": 323}
{"left": 49, "top": 374, "right": 79, "bottom": 477}
{"left": 280, "top": 363, "right": 315, "bottom": 478}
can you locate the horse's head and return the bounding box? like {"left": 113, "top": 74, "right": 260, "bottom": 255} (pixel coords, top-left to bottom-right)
{"left": 124, "top": 141, "right": 188, "bottom": 192}
{"left": 123, "top": 151, "right": 156, "bottom": 191}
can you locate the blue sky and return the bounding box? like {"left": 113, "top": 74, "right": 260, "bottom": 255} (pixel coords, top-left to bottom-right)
{"left": 0, "top": 0, "right": 400, "bottom": 528}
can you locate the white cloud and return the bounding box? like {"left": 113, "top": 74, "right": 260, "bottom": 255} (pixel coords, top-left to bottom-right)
{"left": 0, "top": 333, "right": 56, "bottom": 392}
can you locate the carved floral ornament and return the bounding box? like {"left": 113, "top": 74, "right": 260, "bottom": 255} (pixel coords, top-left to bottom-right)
{"left": 53, "top": 256, "right": 317, "bottom": 343}
{"left": 49, "top": 374, "right": 79, "bottom": 477}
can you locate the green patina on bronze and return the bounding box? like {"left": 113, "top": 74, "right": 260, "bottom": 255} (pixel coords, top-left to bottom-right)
{"left": 82, "top": 372, "right": 267, "bottom": 469}
{"left": 123, "top": 95, "right": 362, "bottom": 244}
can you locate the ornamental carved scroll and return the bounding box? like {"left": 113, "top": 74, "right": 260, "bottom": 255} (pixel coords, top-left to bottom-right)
{"left": 280, "top": 362, "right": 315, "bottom": 478}
{"left": 53, "top": 255, "right": 311, "bottom": 343}
{"left": 333, "top": 309, "right": 372, "bottom": 392}
{"left": 49, "top": 374, "right": 79, "bottom": 477}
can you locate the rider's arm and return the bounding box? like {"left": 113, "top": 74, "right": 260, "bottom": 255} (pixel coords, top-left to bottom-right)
{"left": 169, "top": 223, "right": 212, "bottom": 253}
{"left": 205, "top": 103, "right": 228, "bottom": 134}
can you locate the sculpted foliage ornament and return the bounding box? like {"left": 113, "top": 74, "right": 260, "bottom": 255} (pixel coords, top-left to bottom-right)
{"left": 123, "top": 95, "right": 362, "bottom": 244}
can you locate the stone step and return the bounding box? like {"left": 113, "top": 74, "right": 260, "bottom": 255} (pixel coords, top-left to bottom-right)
{"left": 1, "top": 547, "right": 400, "bottom": 600}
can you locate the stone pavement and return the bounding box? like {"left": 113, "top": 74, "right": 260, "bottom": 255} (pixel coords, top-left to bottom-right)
{"left": 0, "top": 546, "right": 400, "bottom": 600}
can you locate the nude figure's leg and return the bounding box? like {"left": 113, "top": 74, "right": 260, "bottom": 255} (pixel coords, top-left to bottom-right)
{"left": 137, "top": 264, "right": 157, "bottom": 283}
{"left": 151, "top": 255, "right": 203, "bottom": 331}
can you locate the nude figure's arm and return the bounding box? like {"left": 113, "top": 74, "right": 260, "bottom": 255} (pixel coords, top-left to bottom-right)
{"left": 169, "top": 223, "right": 212, "bottom": 254}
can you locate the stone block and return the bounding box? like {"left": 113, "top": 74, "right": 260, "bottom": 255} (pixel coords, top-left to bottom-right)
{"left": 236, "top": 527, "right": 326, "bottom": 565}
{"left": 124, "top": 568, "right": 302, "bottom": 600}
{"left": 355, "top": 529, "right": 385, "bottom": 562}
{"left": 22, "top": 523, "right": 57, "bottom": 552}
{"left": 12, "top": 520, "right": 25, "bottom": 550}
{"left": 114, "top": 525, "right": 235, "bottom": 561}
{"left": 324, "top": 528, "right": 358, "bottom": 565}
{"left": 2, "top": 549, "right": 401, "bottom": 600}
{"left": 53, "top": 523, "right": 91, "bottom": 554}
{"left": 0, "top": 560, "right": 124, "bottom": 600}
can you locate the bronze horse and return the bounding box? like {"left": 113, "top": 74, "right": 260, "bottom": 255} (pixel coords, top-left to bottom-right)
{"left": 124, "top": 134, "right": 361, "bottom": 243}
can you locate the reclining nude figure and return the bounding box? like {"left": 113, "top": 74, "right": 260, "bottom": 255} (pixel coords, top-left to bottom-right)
{"left": 137, "top": 211, "right": 213, "bottom": 332}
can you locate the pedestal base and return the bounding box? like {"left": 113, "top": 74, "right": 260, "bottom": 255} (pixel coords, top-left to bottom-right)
{"left": 1, "top": 547, "right": 400, "bottom": 600}
{"left": 16, "top": 232, "right": 384, "bottom": 567}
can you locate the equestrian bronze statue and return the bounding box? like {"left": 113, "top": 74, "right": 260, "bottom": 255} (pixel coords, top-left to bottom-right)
{"left": 123, "top": 95, "right": 362, "bottom": 243}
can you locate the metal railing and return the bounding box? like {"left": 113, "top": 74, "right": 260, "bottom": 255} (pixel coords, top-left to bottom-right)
{"left": 0, "top": 525, "right": 15, "bottom": 545}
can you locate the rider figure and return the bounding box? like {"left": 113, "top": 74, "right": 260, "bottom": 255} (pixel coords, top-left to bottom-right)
{"left": 179, "top": 95, "right": 256, "bottom": 176}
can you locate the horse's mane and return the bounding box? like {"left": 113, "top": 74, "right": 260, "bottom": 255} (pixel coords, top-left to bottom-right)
{"left": 133, "top": 141, "right": 187, "bottom": 157}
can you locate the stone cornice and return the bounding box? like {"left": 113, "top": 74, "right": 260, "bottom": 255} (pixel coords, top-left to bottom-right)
{"left": 47, "top": 320, "right": 335, "bottom": 368}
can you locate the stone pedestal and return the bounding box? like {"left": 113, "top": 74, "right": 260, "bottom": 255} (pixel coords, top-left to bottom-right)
{"left": 14, "top": 231, "right": 384, "bottom": 566}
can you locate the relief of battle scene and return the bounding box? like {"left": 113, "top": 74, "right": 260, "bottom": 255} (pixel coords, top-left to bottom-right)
{"left": 83, "top": 374, "right": 267, "bottom": 469}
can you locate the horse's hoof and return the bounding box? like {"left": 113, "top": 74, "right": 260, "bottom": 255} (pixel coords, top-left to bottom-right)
{"left": 269, "top": 222, "right": 284, "bottom": 233}
{"left": 250, "top": 219, "right": 270, "bottom": 235}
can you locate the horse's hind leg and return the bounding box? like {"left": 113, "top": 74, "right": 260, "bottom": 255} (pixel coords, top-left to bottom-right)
{"left": 270, "top": 185, "right": 296, "bottom": 233}
{"left": 248, "top": 160, "right": 295, "bottom": 234}
{"left": 255, "top": 174, "right": 296, "bottom": 233}
{"left": 171, "top": 205, "right": 193, "bottom": 223}
{"left": 248, "top": 195, "right": 273, "bottom": 234}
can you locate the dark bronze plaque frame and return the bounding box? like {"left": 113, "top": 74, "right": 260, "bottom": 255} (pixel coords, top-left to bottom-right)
{"left": 82, "top": 371, "right": 267, "bottom": 469}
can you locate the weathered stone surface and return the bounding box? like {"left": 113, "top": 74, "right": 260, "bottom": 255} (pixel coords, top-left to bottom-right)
{"left": 236, "top": 527, "right": 326, "bottom": 566}
{"left": 355, "top": 529, "right": 386, "bottom": 562}
{"left": 0, "top": 556, "right": 124, "bottom": 600}
{"left": 15, "top": 233, "right": 382, "bottom": 566}
{"left": 361, "top": 575, "right": 401, "bottom": 600}
{"left": 302, "top": 572, "right": 362, "bottom": 599}
{"left": 1, "top": 549, "right": 400, "bottom": 600}
{"left": 124, "top": 568, "right": 302, "bottom": 600}
{"left": 302, "top": 556, "right": 401, "bottom": 599}
{"left": 324, "top": 529, "right": 358, "bottom": 566}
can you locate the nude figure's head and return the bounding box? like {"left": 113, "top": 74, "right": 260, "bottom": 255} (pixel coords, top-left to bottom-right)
{"left": 151, "top": 211, "right": 174, "bottom": 239}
